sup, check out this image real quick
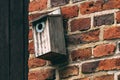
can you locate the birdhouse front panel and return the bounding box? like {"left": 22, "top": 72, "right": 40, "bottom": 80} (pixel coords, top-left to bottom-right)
{"left": 33, "top": 19, "right": 51, "bottom": 57}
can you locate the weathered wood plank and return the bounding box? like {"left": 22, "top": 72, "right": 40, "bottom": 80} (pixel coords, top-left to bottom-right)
{"left": 48, "top": 16, "right": 66, "bottom": 55}
{"left": 24, "top": 0, "right": 29, "bottom": 79}
{"left": 0, "top": 0, "right": 28, "bottom": 79}
{"left": 0, "top": 0, "right": 10, "bottom": 80}
{"left": 9, "top": 0, "right": 28, "bottom": 80}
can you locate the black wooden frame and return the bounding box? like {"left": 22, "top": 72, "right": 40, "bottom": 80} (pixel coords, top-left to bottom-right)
{"left": 0, "top": 0, "right": 29, "bottom": 80}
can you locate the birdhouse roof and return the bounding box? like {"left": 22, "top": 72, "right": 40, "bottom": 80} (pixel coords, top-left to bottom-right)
{"left": 30, "top": 13, "right": 48, "bottom": 24}
{"left": 30, "top": 8, "right": 61, "bottom": 24}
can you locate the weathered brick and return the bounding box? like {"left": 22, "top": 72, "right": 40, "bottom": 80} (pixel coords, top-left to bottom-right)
{"left": 29, "top": 29, "right": 33, "bottom": 40}
{"left": 104, "top": 26, "right": 120, "bottom": 40}
{"left": 116, "top": 11, "right": 120, "bottom": 23}
{"left": 103, "top": 0, "right": 120, "bottom": 10}
{"left": 94, "top": 75, "right": 114, "bottom": 80}
{"left": 70, "top": 18, "right": 91, "bottom": 32}
{"left": 28, "top": 41, "right": 34, "bottom": 54}
{"left": 51, "top": 0, "right": 69, "bottom": 7}
{"left": 79, "top": 29, "right": 100, "bottom": 43}
{"left": 73, "top": 0, "right": 85, "bottom": 3}
{"left": 93, "top": 44, "right": 116, "bottom": 57}
{"left": 28, "top": 58, "right": 46, "bottom": 68}
{"left": 71, "top": 48, "right": 92, "bottom": 61}
{"left": 59, "top": 66, "right": 79, "bottom": 79}
{"left": 82, "top": 61, "right": 99, "bottom": 73}
{"left": 61, "top": 5, "right": 79, "bottom": 19}
{"left": 98, "top": 58, "right": 120, "bottom": 71}
{"left": 67, "top": 29, "right": 100, "bottom": 45}
{"left": 29, "top": 0, "right": 48, "bottom": 12}
{"left": 80, "top": 0, "right": 103, "bottom": 14}
{"left": 80, "top": 0, "right": 120, "bottom": 15}
{"left": 94, "top": 14, "right": 114, "bottom": 27}
{"left": 82, "top": 58, "right": 120, "bottom": 73}
{"left": 28, "top": 68, "right": 55, "bottom": 80}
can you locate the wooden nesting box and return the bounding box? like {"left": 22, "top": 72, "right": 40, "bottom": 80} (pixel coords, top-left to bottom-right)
{"left": 31, "top": 9, "right": 66, "bottom": 61}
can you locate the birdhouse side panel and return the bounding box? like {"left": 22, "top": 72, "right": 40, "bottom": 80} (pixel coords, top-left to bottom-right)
{"left": 48, "top": 16, "right": 66, "bottom": 55}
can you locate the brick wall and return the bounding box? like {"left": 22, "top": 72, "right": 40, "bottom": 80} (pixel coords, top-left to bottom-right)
{"left": 28, "top": 0, "right": 120, "bottom": 80}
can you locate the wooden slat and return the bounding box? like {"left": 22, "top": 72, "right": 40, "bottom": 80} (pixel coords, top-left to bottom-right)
{"left": 22, "top": 0, "right": 29, "bottom": 79}
{"left": 9, "top": 0, "right": 28, "bottom": 80}
{"left": 0, "top": 0, "right": 28, "bottom": 79}
{"left": 41, "top": 21, "right": 50, "bottom": 54}
{"left": 38, "top": 32, "right": 42, "bottom": 55}
{"left": 0, "top": 0, "right": 10, "bottom": 80}
{"left": 33, "top": 27, "right": 38, "bottom": 56}
{"left": 44, "top": 20, "right": 51, "bottom": 53}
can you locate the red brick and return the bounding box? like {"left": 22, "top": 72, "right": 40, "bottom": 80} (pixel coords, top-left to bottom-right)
{"left": 51, "top": 0, "right": 69, "bottom": 7}
{"left": 28, "top": 68, "right": 55, "bottom": 80}
{"left": 67, "top": 29, "right": 100, "bottom": 45}
{"left": 61, "top": 5, "right": 79, "bottom": 19}
{"left": 116, "top": 11, "right": 120, "bottom": 23}
{"left": 93, "top": 44, "right": 116, "bottom": 57}
{"left": 59, "top": 66, "right": 79, "bottom": 79}
{"left": 82, "top": 58, "right": 120, "bottom": 73}
{"left": 94, "top": 75, "right": 114, "bottom": 80}
{"left": 104, "top": 26, "right": 120, "bottom": 40}
{"left": 28, "top": 29, "right": 33, "bottom": 40}
{"left": 70, "top": 18, "right": 91, "bottom": 32}
{"left": 80, "top": 0, "right": 120, "bottom": 15}
{"left": 29, "top": 0, "right": 48, "bottom": 12}
{"left": 94, "top": 14, "right": 114, "bottom": 27}
{"left": 28, "top": 41, "right": 34, "bottom": 54}
{"left": 71, "top": 48, "right": 92, "bottom": 61}
{"left": 80, "top": 0, "right": 103, "bottom": 14}
{"left": 103, "top": 0, "right": 120, "bottom": 10}
{"left": 98, "top": 58, "right": 120, "bottom": 70}
{"left": 80, "top": 29, "right": 100, "bottom": 43}
{"left": 82, "top": 61, "right": 99, "bottom": 73}
{"left": 28, "top": 58, "right": 46, "bottom": 68}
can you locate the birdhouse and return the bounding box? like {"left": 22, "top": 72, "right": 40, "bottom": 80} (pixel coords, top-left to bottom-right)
{"left": 31, "top": 9, "right": 66, "bottom": 61}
